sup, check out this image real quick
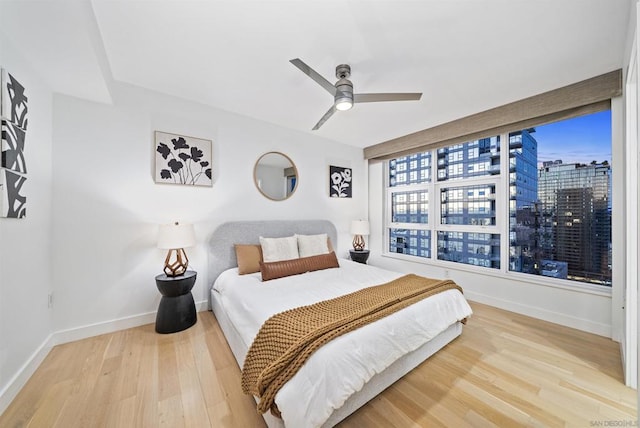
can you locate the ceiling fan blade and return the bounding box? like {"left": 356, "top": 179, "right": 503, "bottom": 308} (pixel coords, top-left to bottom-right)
{"left": 312, "top": 105, "right": 337, "bottom": 130}
{"left": 290, "top": 58, "right": 337, "bottom": 96}
{"left": 354, "top": 93, "right": 422, "bottom": 103}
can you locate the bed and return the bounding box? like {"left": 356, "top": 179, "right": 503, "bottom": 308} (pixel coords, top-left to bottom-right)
{"left": 208, "top": 220, "right": 472, "bottom": 428}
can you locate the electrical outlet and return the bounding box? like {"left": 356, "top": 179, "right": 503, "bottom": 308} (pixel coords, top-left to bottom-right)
{"left": 444, "top": 269, "right": 450, "bottom": 278}
{"left": 48, "top": 293, "right": 53, "bottom": 308}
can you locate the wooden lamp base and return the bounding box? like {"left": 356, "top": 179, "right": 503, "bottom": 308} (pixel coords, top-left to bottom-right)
{"left": 352, "top": 234, "right": 365, "bottom": 251}
{"left": 164, "top": 248, "right": 189, "bottom": 277}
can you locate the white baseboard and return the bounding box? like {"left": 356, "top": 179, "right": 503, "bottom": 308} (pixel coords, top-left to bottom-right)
{"left": 51, "top": 300, "right": 209, "bottom": 345}
{"left": 465, "top": 290, "right": 612, "bottom": 338}
{"left": 52, "top": 311, "right": 157, "bottom": 345}
{"left": 0, "top": 300, "right": 209, "bottom": 416}
{"left": 0, "top": 333, "right": 54, "bottom": 416}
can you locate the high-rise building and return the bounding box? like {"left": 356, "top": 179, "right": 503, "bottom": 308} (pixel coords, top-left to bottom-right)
{"left": 537, "top": 160, "right": 611, "bottom": 284}
{"left": 508, "top": 129, "right": 540, "bottom": 273}
{"left": 388, "top": 152, "right": 432, "bottom": 257}
{"left": 434, "top": 137, "right": 500, "bottom": 268}
{"left": 388, "top": 137, "right": 503, "bottom": 266}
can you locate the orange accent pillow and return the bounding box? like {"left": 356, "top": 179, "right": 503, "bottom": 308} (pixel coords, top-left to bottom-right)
{"left": 235, "top": 244, "right": 263, "bottom": 275}
{"left": 260, "top": 251, "right": 339, "bottom": 281}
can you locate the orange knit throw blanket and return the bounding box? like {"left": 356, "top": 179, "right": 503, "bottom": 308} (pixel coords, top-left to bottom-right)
{"left": 241, "top": 273, "right": 464, "bottom": 416}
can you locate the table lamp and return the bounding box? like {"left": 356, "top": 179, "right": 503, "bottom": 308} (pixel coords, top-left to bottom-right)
{"left": 157, "top": 221, "right": 196, "bottom": 276}
{"left": 350, "top": 220, "right": 370, "bottom": 251}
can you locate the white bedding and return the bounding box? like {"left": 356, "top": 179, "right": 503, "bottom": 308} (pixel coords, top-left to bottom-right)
{"left": 212, "top": 259, "right": 472, "bottom": 428}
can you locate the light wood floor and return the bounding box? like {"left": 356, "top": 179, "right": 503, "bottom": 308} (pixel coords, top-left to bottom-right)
{"left": 0, "top": 302, "right": 636, "bottom": 427}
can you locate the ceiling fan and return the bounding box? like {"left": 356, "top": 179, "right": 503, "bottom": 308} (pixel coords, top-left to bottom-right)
{"left": 290, "top": 58, "right": 422, "bottom": 130}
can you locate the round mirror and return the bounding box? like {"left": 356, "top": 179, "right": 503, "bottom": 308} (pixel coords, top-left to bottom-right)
{"left": 253, "top": 152, "right": 298, "bottom": 201}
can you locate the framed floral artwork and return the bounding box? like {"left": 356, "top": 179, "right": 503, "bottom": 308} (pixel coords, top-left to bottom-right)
{"left": 155, "top": 131, "right": 212, "bottom": 186}
{"left": 329, "top": 165, "right": 352, "bottom": 198}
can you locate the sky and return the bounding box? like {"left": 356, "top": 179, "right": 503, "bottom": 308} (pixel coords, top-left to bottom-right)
{"left": 531, "top": 110, "right": 612, "bottom": 167}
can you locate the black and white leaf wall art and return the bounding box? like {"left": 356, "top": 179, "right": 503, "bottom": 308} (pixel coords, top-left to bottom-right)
{"left": 329, "top": 165, "right": 352, "bottom": 198}
{"left": 0, "top": 68, "right": 28, "bottom": 219}
{"left": 155, "top": 131, "right": 213, "bottom": 186}
{"left": 1, "top": 69, "right": 28, "bottom": 130}
{"left": 0, "top": 168, "right": 26, "bottom": 218}
{"left": 1, "top": 120, "right": 27, "bottom": 173}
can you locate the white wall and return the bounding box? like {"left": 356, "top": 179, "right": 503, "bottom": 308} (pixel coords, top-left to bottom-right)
{"left": 51, "top": 81, "right": 367, "bottom": 334}
{"left": 0, "top": 31, "right": 54, "bottom": 409}
{"left": 368, "top": 161, "right": 614, "bottom": 337}
{"left": 621, "top": 0, "right": 639, "bottom": 389}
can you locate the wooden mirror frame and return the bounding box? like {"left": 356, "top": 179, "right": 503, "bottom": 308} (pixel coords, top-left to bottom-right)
{"left": 253, "top": 151, "right": 298, "bottom": 201}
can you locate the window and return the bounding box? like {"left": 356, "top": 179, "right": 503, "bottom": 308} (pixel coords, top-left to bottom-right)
{"left": 434, "top": 137, "right": 501, "bottom": 269}
{"left": 391, "top": 190, "right": 428, "bottom": 223}
{"left": 388, "top": 152, "right": 431, "bottom": 258}
{"left": 385, "top": 110, "right": 612, "bottom": 287}
{"left": 387, "top": 139, "right": 501, "bottom": 268}
{"left": 437, "top": 136, "right": 500, "bottom": 182}
{"left": 508, "top": 112, "right": 612, "bottom": 286}
{"left": 389, "top": 229, "right": 431, "bottom": 257}
{"left": 440, "top": 184, "right": 496, "bottom": 225}
{"left": 437, "top": 231, "right": 500, "bottom": 268}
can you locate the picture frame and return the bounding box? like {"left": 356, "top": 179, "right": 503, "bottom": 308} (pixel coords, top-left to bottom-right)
{"left": 0, "top": 168, "right": 26, "bottom": 218}
{"left": 329, "top": 165, "right": 352, "bottom": 198}
{"left": 1, "top": 68, "right": 28, "bottom": 130}
{"left": 0, "top": 68, "right": 28, "bottom": 219}
{"left": 154, "top": 131, "right": 213, "bottom": 187}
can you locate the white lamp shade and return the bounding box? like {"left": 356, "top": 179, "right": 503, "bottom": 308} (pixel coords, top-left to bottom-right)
{"left": 350, "top": 220, "right": 370, "bottom": 236}
{"left": 157, "top": 222, "right": 196, "bottom": 249}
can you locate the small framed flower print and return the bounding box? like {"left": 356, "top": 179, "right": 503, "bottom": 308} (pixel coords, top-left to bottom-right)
{"left": 329, "top": 165, "right": 352, "bottom": 198}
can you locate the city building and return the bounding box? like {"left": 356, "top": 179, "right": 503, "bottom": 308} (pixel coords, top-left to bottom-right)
{"left": 388, "top": 152, "right": 432, "bottom": 257}
{"left": 537, "top": 160, "right": 612, "bottom": 284}
{"left": 388, "top": 137, "right": 503, "bottom": 268}
{"left": 508, "top": 129, "right": 540, "bottom": 273}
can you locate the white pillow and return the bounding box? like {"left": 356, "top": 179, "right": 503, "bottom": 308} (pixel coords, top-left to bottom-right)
{"left": 296, "top": 233, "right": 329, "bottom": 258}
{"left": 259, "top": 236, "right": 299, "bottom": 262}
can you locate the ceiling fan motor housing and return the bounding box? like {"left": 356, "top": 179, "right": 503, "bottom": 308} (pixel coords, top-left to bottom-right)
{"left": 334, "top": 78, "right": 353, "bottom": 110}
{"left": 334, "top": 65, "right": 354, "bottom": 109}
{"left": 336, "top": 64, "right": 351, "bottom": 79}
{"left": 335, "top": 78, "right": 353, "bottom": 96}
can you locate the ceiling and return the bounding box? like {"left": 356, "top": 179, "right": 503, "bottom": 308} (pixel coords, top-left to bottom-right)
{"left": 0, "top": 0, "right": 633, "bottom": 148}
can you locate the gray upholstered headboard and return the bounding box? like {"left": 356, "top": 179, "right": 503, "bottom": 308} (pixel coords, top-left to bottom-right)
{"left": 207, "top": 220, "right": 338, "bottom": 292}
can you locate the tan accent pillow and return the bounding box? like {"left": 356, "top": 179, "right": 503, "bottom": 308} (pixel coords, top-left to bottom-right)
{"left": 235, "top": 244, "right": 263, "bottom": 275}
{"left": 260, "top": 251, "right": 339, "bottom": 281}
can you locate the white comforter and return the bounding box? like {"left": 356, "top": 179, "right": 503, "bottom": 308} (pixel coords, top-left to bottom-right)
{"left": 213, "top": 259, "right": 472, "bottom": 428}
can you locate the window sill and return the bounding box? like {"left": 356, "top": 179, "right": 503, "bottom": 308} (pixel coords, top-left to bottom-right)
{"left": 380, "top": 252, "right": 612, "bottom": 298}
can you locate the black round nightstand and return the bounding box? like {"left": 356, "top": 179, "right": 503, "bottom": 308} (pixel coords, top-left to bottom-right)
{"left": 349, "top": 249, "right": 370, "bottom": 264}
{"left": 155, "top": 270, "right": 197, "bottom": 334}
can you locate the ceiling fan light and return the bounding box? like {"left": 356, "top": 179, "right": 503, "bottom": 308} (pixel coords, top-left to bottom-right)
{"left": 335, "top": 97, "right": 353, "bottom": 111}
